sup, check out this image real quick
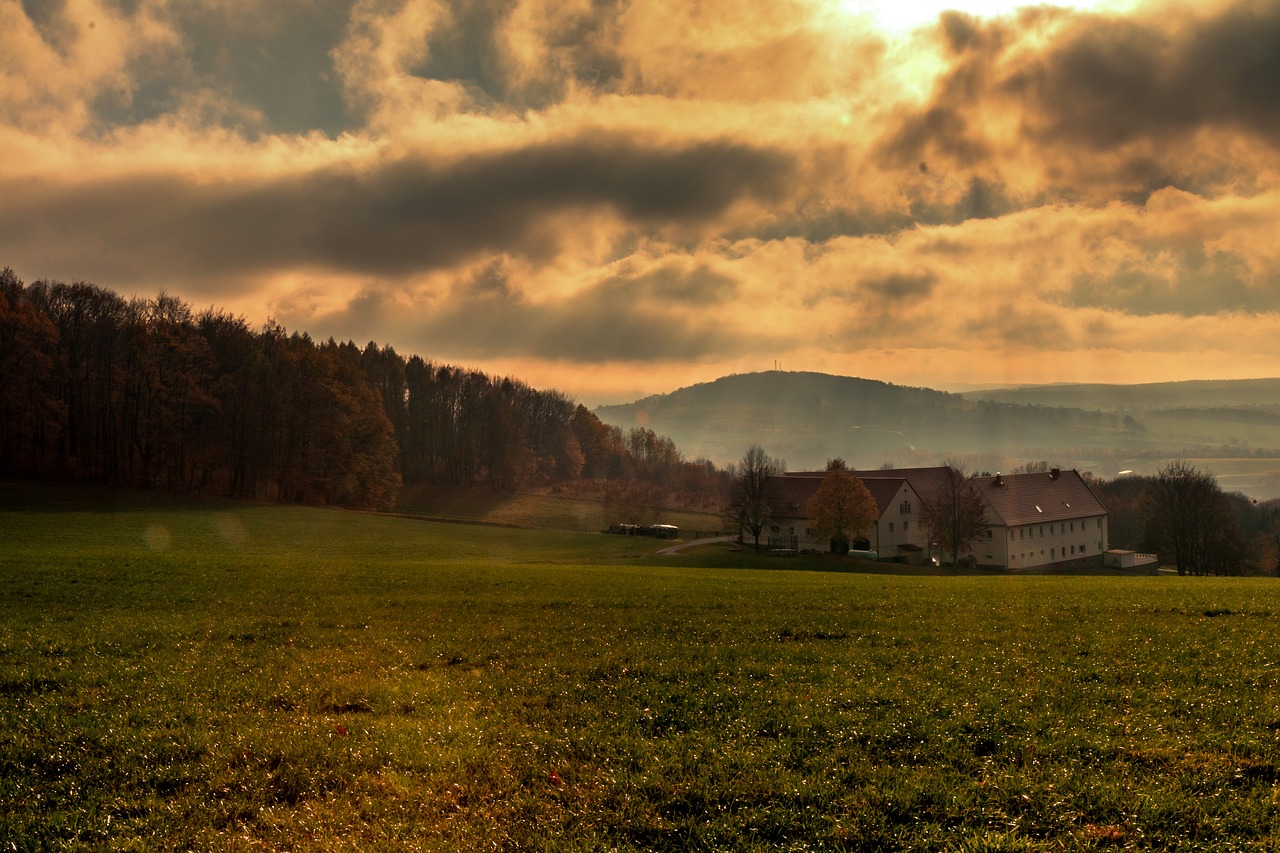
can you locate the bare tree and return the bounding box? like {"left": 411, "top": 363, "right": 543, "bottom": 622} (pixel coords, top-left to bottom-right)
{"left": 920, "top": 462, "right": 989, "bottom": 567}
{"left": 1142, "top": 461, "right": 1242, "bottom": 575}
{"left": 727, "top": 445, "right": 785, "bottom": 552}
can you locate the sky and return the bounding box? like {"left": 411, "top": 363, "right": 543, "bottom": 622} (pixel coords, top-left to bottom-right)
{"left": 3, "top": 0, "right": 1280, "bottom": 405}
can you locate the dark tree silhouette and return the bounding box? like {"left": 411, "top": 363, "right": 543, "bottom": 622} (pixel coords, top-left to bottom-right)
{"left": 727, "top": 445, "right": 785, "bottom": 552}
{"left": 1142, "top": 461, "right": 1243, "bottom": 576}
{"left": 920, "top": 462, "right": 989, "bottom": 567}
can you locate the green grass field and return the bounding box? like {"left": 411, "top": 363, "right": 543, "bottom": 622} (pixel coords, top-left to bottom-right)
{"left": 392, "top": 481, "right": 729, "bottom": 536}
{"left": 4, "top": 483, "right": 1280, "bottom": 850}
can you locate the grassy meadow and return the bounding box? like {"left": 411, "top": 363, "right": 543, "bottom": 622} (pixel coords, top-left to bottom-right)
{"left": 392, "top": 481, "right": 728, "bottom": 537}
{"left": 4, "top": 483, "right": 1280, "bottom": 850}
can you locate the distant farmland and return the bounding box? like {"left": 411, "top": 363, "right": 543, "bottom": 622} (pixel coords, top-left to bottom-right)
{"left": 4, "top": 484, "right": 1280, "bottom": 850}
{"left": 596, "top": 372, "right": 1280, "bottom": 500}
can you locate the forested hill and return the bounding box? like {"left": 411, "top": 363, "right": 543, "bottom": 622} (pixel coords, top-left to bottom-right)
{"left": 0, "top": 270, "right": 722, "bottom": 510}
{"left": 594, "top": 371, "right": 1147, "bottom": 470}
{"left": 960, "top": 379, "right": 1280, "bottom": 411}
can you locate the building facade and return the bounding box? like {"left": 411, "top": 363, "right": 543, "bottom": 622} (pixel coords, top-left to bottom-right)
{"left": 771, "top": 472, "right": 929, "bottom": 560}
{"left": 970, "top": 469, "right": 1109, "bottom": 571}
{"left": 765, "top": 466, "right": 1109, "bottom": 570}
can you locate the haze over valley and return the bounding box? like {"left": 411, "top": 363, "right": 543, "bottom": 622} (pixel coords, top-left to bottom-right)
{"left": 596, "top": 371, "right": 1280, "bottom": 499}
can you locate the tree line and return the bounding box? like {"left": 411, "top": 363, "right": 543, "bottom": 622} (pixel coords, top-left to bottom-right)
{"left": 1093, "top": 462, "right": 1280, "bottom": 576}
{"left": 724, "top": 444, "right": 1280, "bottom": 575}
{"left": 0, "top": 270, "right": 725, "bottom": 510}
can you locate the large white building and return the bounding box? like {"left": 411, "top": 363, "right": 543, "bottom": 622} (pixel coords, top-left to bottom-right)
{"left": 969, "top": 469, "right": 1109, "bottom": 571}
{"left": 767, "top": 466, "right": 1109, "bottom": 571}
{"left": 771, "top": 471, "right": 930, "bottom": 562}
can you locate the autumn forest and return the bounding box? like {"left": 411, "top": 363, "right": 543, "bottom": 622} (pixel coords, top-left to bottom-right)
{"left": 0, "top": 268, "right": 724, "bottom": 512}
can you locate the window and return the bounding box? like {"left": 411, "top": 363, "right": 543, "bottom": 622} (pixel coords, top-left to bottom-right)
{"left": 903, "top": 521, "right": 909, "bottom": 532}
{"left": 1039, "top": 526, "right": 1044, "bottom": 536}
{"left": 900, "top": 501, "right": 912, "bottom": 514}
{"left": 1051, "top": 547, "right": 1055, "bottom": 558}
{"left": 1070, "top": 545, "right": 1075, "bottom": 554}
{"left": 889, "top": 522, "right": 895, "bottom": 532}
{"left": 1020, "top": 528, "right": 1025, "bottom": 539}
{"left": 987, "top": 530, "right": 993, "bottom": 540}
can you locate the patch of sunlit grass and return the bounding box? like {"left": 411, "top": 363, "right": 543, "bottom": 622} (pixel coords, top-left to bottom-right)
{"left": 3, "top": 482, "right": 1280, "bottom": 849}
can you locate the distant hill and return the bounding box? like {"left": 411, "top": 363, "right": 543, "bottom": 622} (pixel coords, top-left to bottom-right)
{"left": 960, "top": 379, "right": 1280, "bottom": 411}
{"left": 594, "top": 371, "right": 1146, "bottom": 472}
{"left": 595, "top": 371, "right": 1280, "bottom": 498}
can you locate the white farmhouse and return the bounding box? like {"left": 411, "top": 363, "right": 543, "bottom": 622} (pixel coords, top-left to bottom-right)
{"left": 970, "top": 469, "right": 1109, "bottom": 571}
{"left": 765, "top": 466, "right": 1110, "bottom": 571}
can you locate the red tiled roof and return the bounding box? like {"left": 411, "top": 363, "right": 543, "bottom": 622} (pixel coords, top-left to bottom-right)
{"left": 788, "top": 466, "right": 953, "bottom": 505}
{"left": 772, "top": 472, "right": 911, "bottom": 519}
{"left": 772, "top": 475, "right": 822, "bottom": 516}
{"left": 973, "top": 469, "right": 1106, "bottom": 527}
{"left": 862, "top": 478, "right": 911, "bottom": 514}
{"left": 857, "top": 467, "right": 953, "bottom": 505}
{"left": 782, "top": 466, "right": 1108, "bottom": 529}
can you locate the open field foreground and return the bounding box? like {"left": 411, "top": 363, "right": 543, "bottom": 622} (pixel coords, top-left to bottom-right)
{"left": 4, "top": 486, "right": 1280, "bottom": 850}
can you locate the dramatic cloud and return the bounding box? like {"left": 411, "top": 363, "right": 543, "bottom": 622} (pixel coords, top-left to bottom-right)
{"left": 418, "top": 262, "right": 760, "bottom": 361}
{"left": 3, "top": 0, "right": 1280, "bottom": 403}
{"left": 0, "top": 133, "right": 795, "bottom": 293}
{"left": 882, "top": 2, "right": 1280, "bottom": 200}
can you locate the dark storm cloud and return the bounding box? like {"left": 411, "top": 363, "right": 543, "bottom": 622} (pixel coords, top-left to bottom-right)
{"left": 732, "top": 176, "right": 1021, "bottom": 246}
{"left": 875, "top": 8, "right": 1013, "bottom": 172}
{"left": 810, "top": 270, "right": 937, "bottom": 308}
{"left": 882, "top": 2, "right": 1280, "bottom": 186}
{"left": 353, "top": 262, "right": 760, "bottom": 362}
{"left": 27, "top": 0, "right": 356, "bottom": 135}
{"left": 0, "top": 133, "right": 795, "bottom": 287}
{"left": 802, "top": 272, "right": 935, "bottom": 343}
{"left": 406, "top": 0, "right": 624, "bottom": 109}
{"left": 879, "top": 105, "right": 991, "bottom": 171}
{"left": 962, "top": 310, "right": 1071, "bottom": 347}
{"left": 1061, "top": 247, "right": 1279, "bottom": 317}
{"left": 617, "top": 264, "right": 740, "bottom": 305}
{"left": 1008, "top": 2, "right": 1280, "bottom": 150}
{"left": 18, "top": 0, "right": 80, "bottom": 52}
{"left": 172, "top": 1, "right": 356, "bottom": 135}
{"left": 907, "top": 177, "right": 1021, "bottom": 224}
{"left": 863, "top": 271, "right": 937, "bottom": 301}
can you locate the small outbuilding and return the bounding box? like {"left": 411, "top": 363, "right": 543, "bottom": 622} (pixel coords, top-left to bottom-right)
{"left": 1104, "top": 549, "right": 1160, "bottom": 572}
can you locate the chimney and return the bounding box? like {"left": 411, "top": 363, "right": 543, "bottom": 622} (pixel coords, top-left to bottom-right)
{"left": 994, "top": 473, "right": 1003, "bottom": 487}
{"left": 1050, "top": 468, "right": 1060, "bottom": 480}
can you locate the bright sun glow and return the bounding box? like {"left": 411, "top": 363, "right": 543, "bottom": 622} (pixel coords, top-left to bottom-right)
{"left": 840, "top": 0, "right": 1138, "bottom": 34}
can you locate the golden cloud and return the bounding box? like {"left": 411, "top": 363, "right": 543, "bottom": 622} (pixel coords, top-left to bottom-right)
{"left": 3, "top": 0, "right": 1280, "bottom": 401}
